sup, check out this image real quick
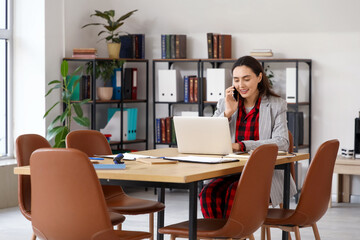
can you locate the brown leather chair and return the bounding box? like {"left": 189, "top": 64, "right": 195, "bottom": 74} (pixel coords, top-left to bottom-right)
{"left": 15, "top": 134, "right": 125, "bottom": 240}
{"left": 261, "top": 139, "right": 340, "bottom": 240}
{"left": 16, "top": 134, "right": 51, "bottom": 240}
{"left": 66, "top": 130, "right": 165, "bottom": 240}
{"left": 158, "top": 144, "right": 279, "bottom": 240}
{"left": 30, "top": 148, "right": 151, "bottom": 240}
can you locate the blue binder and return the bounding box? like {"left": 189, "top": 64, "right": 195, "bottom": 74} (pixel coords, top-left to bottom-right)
{"left": 107, "top": 108, "right": 138, "bottom": 141}
{"left": 111, "top": 68, "right": 122, "bottom": 100}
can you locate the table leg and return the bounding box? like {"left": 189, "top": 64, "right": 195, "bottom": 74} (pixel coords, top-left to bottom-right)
{"left": 189, "top": 182, "right": 198, "bottom": 240}
{"left": 157, "top": 187, "right": 165, "bottom": 240}
{"left": 343, "top": 175, "right": 351, "bottom": 203}
{"left": 282, "top": 163, "right": 290, "bottom": 240}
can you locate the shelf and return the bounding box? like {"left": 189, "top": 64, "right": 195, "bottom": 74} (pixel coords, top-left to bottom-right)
{"left": 71, "top": 99, "right": 147, "bottom": 104}
{"left": 155, "top": 101, "right": 199, "bottom": 105}
{"left": 64, "top": 57, "right": 148, "bottom": 62}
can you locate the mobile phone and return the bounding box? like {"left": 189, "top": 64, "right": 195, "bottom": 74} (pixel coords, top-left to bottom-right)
{"left": 233, "top": 88, "right": 239, "bottom": 101}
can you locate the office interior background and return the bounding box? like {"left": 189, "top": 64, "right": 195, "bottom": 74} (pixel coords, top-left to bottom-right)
{"left": 1, "top": 0, "right": 360, "bottom": 212}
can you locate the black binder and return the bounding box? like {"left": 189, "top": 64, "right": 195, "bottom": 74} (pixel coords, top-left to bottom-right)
{"left": 287, "top": 112, "right": 304, "bottom": 146}
{"left": 123, "top": 68, "right": 133, "bottom": 99}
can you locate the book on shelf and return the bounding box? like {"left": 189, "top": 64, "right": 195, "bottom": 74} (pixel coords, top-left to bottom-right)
{"left": 207, "top": 33, "right": 232, "bottom": 59}
{"left": 72, "top": 48, "right": 97, "bottom": 58}
{"left": 123, "top": 68, "right": 133, "bottom": 99}
{"left": 183, "top": 75, "right": 197, "bottom": 103}
{"left": 161, "top": 34, "right": 187, "bottom": 59}
{"left": 156, "top": 117, "right": 176, "bottom": 144}
{"left": 250, "top": 49, "right": 273, "bottom": 57}
{"left": 189, "top": 76, "right": 194, "bottom": 102}
{"left": 119, "top": 34, "right": 145, "bottom": 59}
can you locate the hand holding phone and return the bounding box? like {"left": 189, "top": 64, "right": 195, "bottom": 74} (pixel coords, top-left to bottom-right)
{"left": 233, "top": 87, "right": 239, "bottom": 101}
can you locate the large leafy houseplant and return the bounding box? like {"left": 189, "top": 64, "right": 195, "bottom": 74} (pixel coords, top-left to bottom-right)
{"left": 82, "top": 9, "right": 138, "bottom": 43}
{"left": 44, "top": 60, "right": 90, "bottom": 147}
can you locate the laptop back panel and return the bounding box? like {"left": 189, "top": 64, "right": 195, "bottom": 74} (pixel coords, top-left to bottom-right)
{"left": 173, "top": 116, "right": 233, "bottom": 155}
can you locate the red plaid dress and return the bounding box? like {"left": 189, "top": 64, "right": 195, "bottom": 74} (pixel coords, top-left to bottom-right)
{"left": 199, "top": 97, "right": 261, "bottom": 219}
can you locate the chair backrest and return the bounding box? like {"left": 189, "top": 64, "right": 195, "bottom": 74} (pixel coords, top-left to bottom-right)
{"left": 66, "top": 130, "right": 112, "bottom": 156}
{"left": 288, "top": 130, "right": 294, "bottom": 153}
{"left": 213, "top": 144, "right": 278, "bottom": 238}
{"left": 15, "top": 134, "right": 51, "bottom": 220}
{"left": 30, "top": 148, "right": 120, "bottom": 240}
{"left": 290, "top": 139, "right": 339, "bottom": 226}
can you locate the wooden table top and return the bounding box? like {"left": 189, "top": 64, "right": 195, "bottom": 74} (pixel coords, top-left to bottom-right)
{"left": 13, "top": 148, "right": 309, "bottom": 184}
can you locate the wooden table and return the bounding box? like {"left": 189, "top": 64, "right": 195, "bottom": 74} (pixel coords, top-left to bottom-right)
{"left": 14, "top": 148, "right": 309, "bottom": 240}
{"left": 333, "top": 156, "right": 360, "bottom": 204}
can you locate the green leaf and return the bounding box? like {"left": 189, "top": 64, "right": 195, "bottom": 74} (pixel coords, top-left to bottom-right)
{"left": 43, "top": 102, "right": 59, "bottom": 118}
{"left": 48, "top": 80, "right": 61, "bottom": 85}
{"left": 80, "top": 98, "right": 91, "bottom": 105}
{"left": 73, "top": 116, "right": 90, "bottom": 127}
{"left": 47, "top": 115, "right": 62, "bottom": 132}
{"left": 59, "top": 108, "right": 69, "bottom": 123}
{"left": 47, "top": 126, "right": 66, "bottom": 141}
{"left": 116, "top": 9, "right": 138, "bottom": 23}
{"left": 45, "top": 84, "right": 61, "bottom": 97}
{"left": 53, "top": 127, "right": 69, "bottom": 148}
{"left": 82, "top": 22, "right": 104, "bottom": 28}
{"left": 105, "top": 10, "right": 115, "bottom": 17}
{"left": 61, "top": 60, "right": 68, "bottom": 78}
{"left": 73, "top": 103, "right": 83, "bottom": 117}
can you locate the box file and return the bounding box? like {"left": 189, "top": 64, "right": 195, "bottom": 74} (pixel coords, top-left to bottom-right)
{"left": 286, "top": 68, "right": 297, "bottom": 103}
{"left": 100, "top": 111, "right": 128, "bottom": 141}
{"left": 206, "top": 68, "right": 231, "bottom": 101}
{"left": 158, "top": 70, "right": 183, "bottom": 102}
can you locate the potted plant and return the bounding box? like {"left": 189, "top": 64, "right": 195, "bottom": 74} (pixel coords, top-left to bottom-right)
{"left": 44, "top": 60, "right": 90, "bottom": 147}
{"left": 82, "top": 9, "right": 137, "bottom": 58}
{"left": 86, "top": 59, "right": 124, "bottom": 100}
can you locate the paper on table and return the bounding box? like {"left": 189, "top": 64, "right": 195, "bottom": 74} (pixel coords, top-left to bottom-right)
{"left": 123, "top": 153, "right": 159, "bottom": 160}
{"left": 163, "top": 156, "right": 239, "bottom": 164}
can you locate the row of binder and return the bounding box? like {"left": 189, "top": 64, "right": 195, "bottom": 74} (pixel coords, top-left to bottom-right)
{"left": 111, "top": 68, "right": 138, "bottom": 100}
{"left": 155, "top": 117, "right": 176, "bottom": 144}
{"left": 157, "top": 69, "right": 232, "bottom": 102}
{"left": 100, "top": 108, "right": 138, "bottom": 141}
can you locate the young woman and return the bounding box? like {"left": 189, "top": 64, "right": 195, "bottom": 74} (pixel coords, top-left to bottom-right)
{"left": 199, "top": 55, "right": 295, "bottom": 219}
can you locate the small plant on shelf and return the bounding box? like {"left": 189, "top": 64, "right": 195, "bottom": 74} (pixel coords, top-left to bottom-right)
{"left": 264, "top": 65, "right": 274, "bottom": 87}
{"left": 82, "top": 9, "right": 137, "bottom": 58}
{"left": 44, "top": 60, "right": 90, "bottom": 148}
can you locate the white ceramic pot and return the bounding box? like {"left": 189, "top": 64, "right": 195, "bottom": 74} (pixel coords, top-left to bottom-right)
{"left": 97, "top": 87, "right": 113, "bottom": 101}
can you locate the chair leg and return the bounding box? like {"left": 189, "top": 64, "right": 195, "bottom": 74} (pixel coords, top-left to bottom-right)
{"left": 248, "top": 234, "right": 255, "bottom": 240}
{"left": 31, "top": 233, "right": 36, "bottom": 240}
{"left": 170, "top": 234, "right": 176, "bottom": 240}
{"left": 288, "top": 232, "right": 292, "bottom": 240}
{"left": 294, "top": 226, "right": 301, "bottom": 240}
{"left": 116, "top": 223, "right": 122, "bottom": 230}
{"left": 149, "top": 213, "right": 154, "bottom": 240}
{"left": 261, "top": 226, "right": 266, "bottom": 240}
{"left": 266, "top": 226, "right": 271, "bottom": 240}
{"left": 312, "top": 223, "right": 321, "bottom": 240}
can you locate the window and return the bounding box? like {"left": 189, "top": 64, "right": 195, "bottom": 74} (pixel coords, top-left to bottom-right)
{"left": 0, "top": 0, "right": 10, "bottom": 158}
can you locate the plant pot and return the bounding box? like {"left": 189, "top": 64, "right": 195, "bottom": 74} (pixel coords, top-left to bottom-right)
{"left": 107, "top": 43, "right": 121, "bottom": 59}
{"left": 97, "top": 87, "right": 113, "bottom": 101}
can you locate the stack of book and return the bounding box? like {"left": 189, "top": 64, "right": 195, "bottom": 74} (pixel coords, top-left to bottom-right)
{"left": 119, "top": 34, "right": 145, "bottom": 59}
{"left": 72, "top": 48, "right": 97, "bottom": 58}
{"left": 161, "top": 34, "right": 187, "bottom": 59}
{"left": 250, "top": 49, "right": 273, "bottom": 57}
{"left": 207, "top": 33, "right": 232, "bottom": 59}
{"left": 155, "top": 117, "right": 176, "bottom": 144}
{"left": 183, "top": 75, "right": 198, "bottom": 103}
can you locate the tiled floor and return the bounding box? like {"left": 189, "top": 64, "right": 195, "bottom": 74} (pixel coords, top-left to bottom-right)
{"left": 1, "top": 188, "right": 359, "bottom": 239}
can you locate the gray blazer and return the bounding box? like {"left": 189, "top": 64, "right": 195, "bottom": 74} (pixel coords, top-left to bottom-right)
{"left": 213, "top": 95, "right": 295, "bottom": 206}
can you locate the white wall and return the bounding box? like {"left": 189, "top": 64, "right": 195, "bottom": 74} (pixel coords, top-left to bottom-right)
{"left": 10, "top": 0, "right": 360, "bottom": 198}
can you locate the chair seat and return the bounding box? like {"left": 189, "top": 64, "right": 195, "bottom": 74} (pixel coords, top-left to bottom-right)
{"left": 109, "top": 212, "right": 126, "bottom": 226}
{"left": 103, "top": 185, "right": 165, "bottom": 215}
{"left": 159, "top": 218, "right": 227, "bottom": 237}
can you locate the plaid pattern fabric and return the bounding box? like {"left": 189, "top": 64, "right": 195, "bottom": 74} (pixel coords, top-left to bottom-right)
{"left": 199, "top": 97, "right": 261, "bottom": 219}
{"left": 235, "top": 97, "right": 261, "bottom": 151}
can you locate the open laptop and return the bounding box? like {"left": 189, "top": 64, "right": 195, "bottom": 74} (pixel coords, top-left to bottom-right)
{"left": 173, "top": 116, "right": 233, "bottom": 155}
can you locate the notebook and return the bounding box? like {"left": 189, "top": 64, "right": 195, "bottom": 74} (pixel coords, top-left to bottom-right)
{"left": 173, "top": 116, "right": 233, "bottom": 155}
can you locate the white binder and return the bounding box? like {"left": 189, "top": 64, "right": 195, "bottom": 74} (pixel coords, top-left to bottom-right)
{"left": 286, "top": 68, "right": 297, "bottom": 103}
{"left": 100, "top": 111, "right": 128, "bottom": 141}
{"left": 206, "top": 68, "right": 232, "bottom": 101}
{"left": 158, "top": 70, "right": 183, "bottom": 102}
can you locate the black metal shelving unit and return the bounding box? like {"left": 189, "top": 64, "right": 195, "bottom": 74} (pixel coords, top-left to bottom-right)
{"left": 64, "top": 57, "right": 149, "bottom": 151}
